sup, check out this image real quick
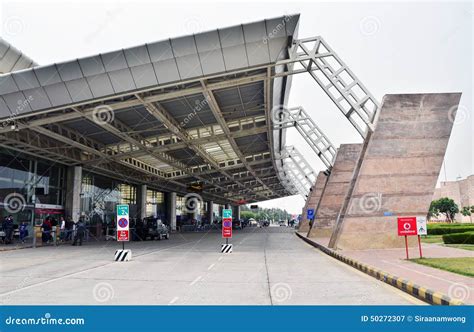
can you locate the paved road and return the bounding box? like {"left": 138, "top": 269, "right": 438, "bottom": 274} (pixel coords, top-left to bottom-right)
{"left": 0, "top": 227, "right": 421, "bottom": 305}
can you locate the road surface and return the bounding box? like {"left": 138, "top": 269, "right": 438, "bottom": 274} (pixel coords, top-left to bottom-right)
{"left": 0, "top": 227, "right": 422, "bottom": 305}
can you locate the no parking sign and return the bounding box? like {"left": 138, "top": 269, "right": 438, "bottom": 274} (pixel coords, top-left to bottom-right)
{"left": 116, "top": 204, "right": 129, "bottom": 241}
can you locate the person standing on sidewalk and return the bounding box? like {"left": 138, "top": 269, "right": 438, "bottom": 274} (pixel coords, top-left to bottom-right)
{"left": 59, "top": 216, "right": 66, "bottom": 242}
{"left": 4, "top": 215, "right": 14, "bottom": 244}
{"left": 72, "top": 219, "right": 86, "bottom": 246}
{"left": 19, "top": 220, "right": 28, "bottom": 243}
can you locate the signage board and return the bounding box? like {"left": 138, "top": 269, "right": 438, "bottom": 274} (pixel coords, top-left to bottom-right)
{"left": 416, "top": 216, "right": 427, "bottom": 236}
{"left": 116, "top": 204, "right": 129, "bottom": 242}
{"left": 222, "top": 208, "right": 232, "bottom": 239}
{"left": 397, "top": 217, "right": 417, "bottom": 236}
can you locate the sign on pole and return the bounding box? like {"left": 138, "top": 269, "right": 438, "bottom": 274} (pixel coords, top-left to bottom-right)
{"left": 397, "top": 216, "right": 426, "bottom": 259}
{"left": 397, "top": 217, "right": 417, "bottom": 236}
{"left": 222, "top": 209, "right": 232, "bottom": 239}
{"left": 307, "top": 208, "right": 315, "bottom": 220}
{"left": 116, "top": 204, "right": 130, "bottom": 242}
{"left": 416, "top": 216, "right": 427, "bottom": 236}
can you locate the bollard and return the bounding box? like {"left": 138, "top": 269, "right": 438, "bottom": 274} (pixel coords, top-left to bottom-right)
{"left": 32, "top": 226, "right": 36, "bottom": 248}
{"left": 52, "top": 226, "right": 57, "bottom": 246}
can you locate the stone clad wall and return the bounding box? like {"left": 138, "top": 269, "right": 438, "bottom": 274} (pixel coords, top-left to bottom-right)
{"left": 308, "top": 144, "right": 363, "bottom": 238}
{"left": 299, "top": 172, "right": 327, "bottom": 233}
{"left": 331, "top": 93, "right": 462, "bottom": 250}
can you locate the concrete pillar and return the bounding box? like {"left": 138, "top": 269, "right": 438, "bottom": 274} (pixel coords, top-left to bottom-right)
{"left": 208, "top": 201, "right": 214, "bottom": 224}
{"left": 166, "top": 192, "right": 177, "bottom": 231}
{"left": 137, "top": 184, "right": 147, "bottom": 220}
{"left": 232, "top": 205, "right": 241, "bottom": 220}
{"left": 308, "top": 144, "right": 363, "bottom": 240}
{"left": 224, "top": 203, "right": 231, "bottom": 210}
{"left": 299, "top": 171, "right": 328, "bottom": 233}
{"left": 330, "top": 93, "right": 462, "bottom": 250}
{"left": 65, "top": 166, "right": 82, "bottom": 222}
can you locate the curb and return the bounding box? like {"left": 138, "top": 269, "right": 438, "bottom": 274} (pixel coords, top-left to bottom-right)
{"left": 295, "top": 232, "right": 464, "bottom": 305}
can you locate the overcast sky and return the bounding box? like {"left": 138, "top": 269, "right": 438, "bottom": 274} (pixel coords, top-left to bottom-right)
{"left": 1, "top": 0, "right": 472, "bottom": 214}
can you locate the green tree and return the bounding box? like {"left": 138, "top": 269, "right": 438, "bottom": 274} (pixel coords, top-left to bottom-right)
{"left": 240, "top": 211, "right": 256, "bottom": 220}
{"left": 461, "top": 206, "right": 471, "bottom": 217}
{"left": 429, "top": 197, "right": 459, "bottom": 223}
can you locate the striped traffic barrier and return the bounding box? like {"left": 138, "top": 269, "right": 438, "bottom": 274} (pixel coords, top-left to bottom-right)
{"left": 221, "top": 244, "right": 233, "bottom": 253}
{"left": 295, "top": 232, "right": 463, "bottom": 305}
{"left": 114, "top": 249, "right": 132, "bottom": 262}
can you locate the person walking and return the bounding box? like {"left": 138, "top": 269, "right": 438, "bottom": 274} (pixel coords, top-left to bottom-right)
{"left": 4, "top": 215, "right": 14, "bottom": 244}
{"left": 65, "top": 216, "right": 73, "bottom": 241}
{"left": 59, "top": 216, "right": 66, "bottom": 242}
{"left": 19, "top": 220, "right": 28, "bottom": 243}
{"left": 72, "top": 219, "right": 86, "bottom": 246}
{"left": 41, "top": 217, "right": 52, "bottom": 244}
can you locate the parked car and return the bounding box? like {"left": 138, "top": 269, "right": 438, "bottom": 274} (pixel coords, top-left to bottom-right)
{"left": 145, "top": 218, "right": 170, "bottom": 240}
{"left": 232, "top": 219, "right": 242, "bottom": 230}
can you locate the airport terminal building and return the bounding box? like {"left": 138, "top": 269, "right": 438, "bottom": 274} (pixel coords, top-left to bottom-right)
{"left": 0, "top": 16, "right": 303, "bottom": 235}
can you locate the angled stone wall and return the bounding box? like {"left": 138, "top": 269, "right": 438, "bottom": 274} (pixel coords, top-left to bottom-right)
{"left": 308, "top": 144, "right": 363, "bottom": 238}
{"left": 299, "top": 171, "right": 328, "bottom": 233}
{"left": 330, "top": 93, "right": 462, "bottom": 250}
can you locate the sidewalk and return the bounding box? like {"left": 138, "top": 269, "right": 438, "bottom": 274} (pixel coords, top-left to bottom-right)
{"left": 298, "top": 233, "right": 473, "bottom": 304}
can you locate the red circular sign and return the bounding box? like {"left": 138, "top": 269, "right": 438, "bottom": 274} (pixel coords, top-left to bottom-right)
{"left": 118, "top": 218, "right": 128, "bottom": 228}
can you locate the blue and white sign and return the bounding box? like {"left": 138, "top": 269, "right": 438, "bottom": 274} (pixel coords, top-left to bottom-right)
{"left": 307, "top": 208, "right": 315, "bottom": 220}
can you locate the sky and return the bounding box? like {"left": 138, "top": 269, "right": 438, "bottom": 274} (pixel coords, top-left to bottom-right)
{"left": 0, "top": 0, "right": 472, "bottom": 214}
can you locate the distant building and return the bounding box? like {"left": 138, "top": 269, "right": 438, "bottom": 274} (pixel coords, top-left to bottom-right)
{"left": 432, "top": 175, "right": 474, "bottom": 222}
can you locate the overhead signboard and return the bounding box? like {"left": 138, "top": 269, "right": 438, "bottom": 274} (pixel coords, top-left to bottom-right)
{"left": 397, "top": 217, "right": 417, "bottom": 236}
{"left": 116, "top": 204, "right": 129, "bottom": 242}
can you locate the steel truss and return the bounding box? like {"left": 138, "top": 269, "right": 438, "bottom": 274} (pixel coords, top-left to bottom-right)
{"left": 0, "top": 35, "right": 380, "bottom": 203}
{"left": 273, "top": 106, "right": 337, "bottom": 169}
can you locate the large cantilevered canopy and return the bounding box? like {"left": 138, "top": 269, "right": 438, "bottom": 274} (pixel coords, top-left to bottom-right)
{"left": 0, "top": 14, "right": 380, "bottom": 205}
{"left": 0, "top": 15, "right": 305, "bottom": 205}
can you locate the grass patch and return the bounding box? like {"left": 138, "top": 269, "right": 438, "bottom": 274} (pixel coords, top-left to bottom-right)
{"left": 444, "top": 244, "right": 474, "bottom": 251}
{"left": 421, "top": 235, "right": 443, "bottom": 243}
{"left": 410, "top": 257, "right": 474, "bottom": 277}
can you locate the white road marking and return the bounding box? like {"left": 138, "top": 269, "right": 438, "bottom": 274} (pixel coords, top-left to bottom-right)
{"left": 190, "top": 276, "right": 202, "bottom": 286}
{"left": 207, "top": 263, "right": 215, "bottom": 271}
{"left": 218, "top": 257, "right": 223, "bottom": 261}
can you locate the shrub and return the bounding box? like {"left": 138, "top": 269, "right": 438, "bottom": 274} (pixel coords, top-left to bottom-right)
{"left": 442, "top": 232, "right": 474, "bottom": 244}
{"left": 427, "top": 224, "right": 474, "bottom": 235}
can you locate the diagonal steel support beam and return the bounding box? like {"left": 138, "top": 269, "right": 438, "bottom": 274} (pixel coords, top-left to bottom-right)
{"left": 135, "top": 94, "right": 272, "bottom": 201}
{"left": 201, "top": 80, "right": 279, "bottom": 198}
{"left": 273, "top": 106, "right": 337, "bottom": 169}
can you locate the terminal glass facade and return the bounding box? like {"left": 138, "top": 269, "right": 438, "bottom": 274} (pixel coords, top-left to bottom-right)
{"left": 0, "top": 149, "right": 66, "bottom": 227}
{"left": 80, "top": 173, "right": 137, "bottom": 227}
